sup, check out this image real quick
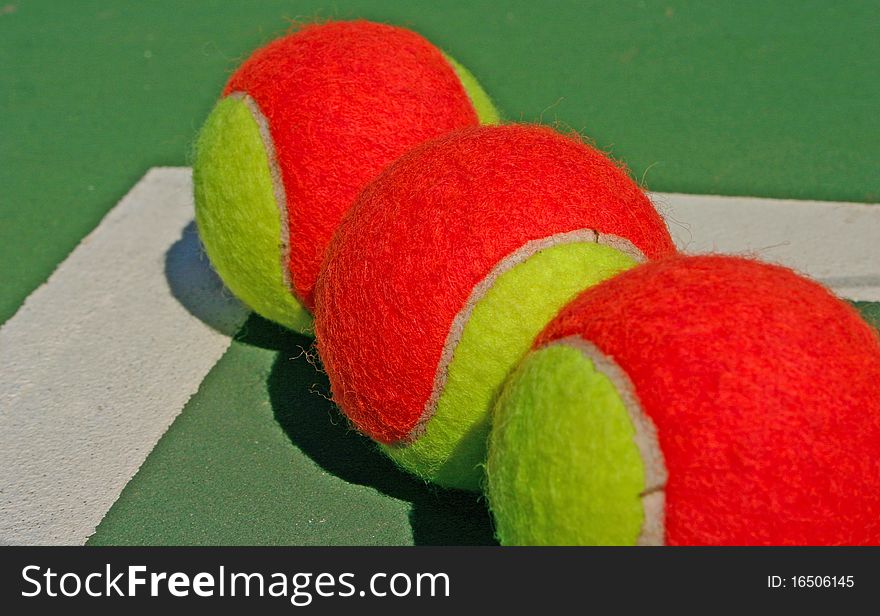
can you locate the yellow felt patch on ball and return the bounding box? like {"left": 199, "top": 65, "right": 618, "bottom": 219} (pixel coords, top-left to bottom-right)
{"left": 383, "top": 239, "right": 638, "bottom": 489}
{"left": 487, "top": 342, "right": 650, "bottom": 545}
{"left": 192, "top": 21, "right": 498, "bottom": 332}
{"left": 193, "top": 95, "right": 312, "bottom": 333}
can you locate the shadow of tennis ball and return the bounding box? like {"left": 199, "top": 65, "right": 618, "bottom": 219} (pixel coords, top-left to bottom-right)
{"left": 164, "top": 221, "right": 248, "bottom": 338}
{"left": 254, "top": 317, "right": 496, "bottom": 546}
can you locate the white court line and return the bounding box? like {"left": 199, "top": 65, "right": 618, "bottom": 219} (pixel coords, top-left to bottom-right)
{"left": 0, "top": 168, "right": 877, "bottom": 545}
{"left": 0, "top": 168, "right": 248, "bottom": 545}
{"left": 656, "top": 192, "right": 880, "bottom": 302}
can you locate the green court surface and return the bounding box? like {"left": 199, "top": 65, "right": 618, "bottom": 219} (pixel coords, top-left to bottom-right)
{"left": 2, "top": 1, "right": 879, "bottom": 545}
{"left": 88, "top": 316, "right": 495, "bottom": 545}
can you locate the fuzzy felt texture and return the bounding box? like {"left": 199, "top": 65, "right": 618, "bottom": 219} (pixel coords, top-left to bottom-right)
{"left": 193, "top": 96, "right": 312, "bottom": 332}
{"left": 487, "top": 343, "right": 649, "bottom": 545}
{"left": 381, "top": 240, "right": 637, "bottom": 490}
{"left": 223, "top": 20, "right": 495, "bottom": 310}
{"left": 531, "top": 255, "right": 880, "bottom": 545}
{"left": 315, "top": 124, "right": 676, "bottom": 489}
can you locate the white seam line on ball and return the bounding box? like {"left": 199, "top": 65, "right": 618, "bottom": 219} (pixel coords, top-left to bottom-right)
{"left": 228, "top": 91, "right": 301, "bottom": 305}
{"left": 550, "top": 336, "right": 667, "bottom": 546}
{"left": 399, "top": 230, "right": 646, "bottom": 446}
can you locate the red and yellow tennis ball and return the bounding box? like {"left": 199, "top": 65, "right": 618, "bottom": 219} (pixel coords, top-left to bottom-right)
{"left": 487, "top": 255, "right": 880, "bottom": 545}
{"left": 193, "top": 20, "right": 498, "bottom": 332}
{"left": 315, "top": 124, "right": 676, "bottom": 490}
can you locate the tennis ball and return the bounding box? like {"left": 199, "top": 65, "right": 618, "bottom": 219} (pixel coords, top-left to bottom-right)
{"left": 193, "top": 20, "right": 499, "bottom": 333}
{"left": 487, "top": 255, "right": 880, "bottom": 545}
{"left": 314, "top": 124, "right": 676, "bottom": 490}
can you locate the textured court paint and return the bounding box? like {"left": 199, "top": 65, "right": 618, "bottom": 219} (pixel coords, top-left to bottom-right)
{"left": 3, "top": 2, "right": 880, "bottom": 327}
{"left": 383, "top": 241, "right": 637, "bottom": 488}
{"left": 89, "top": 314, "right": 496, "bottom": 546}
{"left": 0, "top": 168, "right": 248, "bottom": 545}
{"left": 856, "top": 302, "right": 880, "bottom": 331}
{"left": 90, "top": 317, "right": 409, "bottom": 545}
{"left": 194, "top": 96, "right": 312, "bottom": 332}
{"left": 487, "top": 344, "right": 647, "bottom": 546}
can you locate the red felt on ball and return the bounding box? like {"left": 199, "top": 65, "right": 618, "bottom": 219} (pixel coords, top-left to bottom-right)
{"left": 534, "top": 255, "right": 880, "bottom": 545}
{"left": 315, "top": 124, "right": 676, "bottom": 487}
{"left": 225, "top": 20, "right": 482, "bottom": 309}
